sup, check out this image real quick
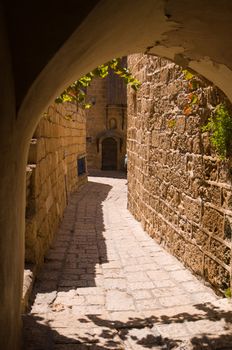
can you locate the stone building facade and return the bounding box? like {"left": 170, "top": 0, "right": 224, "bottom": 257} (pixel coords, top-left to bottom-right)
{"left": 127, "top": 54, "right": 232, "bottom": 293}
{"left": 86, "top": 64, "right": 127, "bottom": 171}
{"left": 25, "top": 103, "right": 87, "bottom": 271}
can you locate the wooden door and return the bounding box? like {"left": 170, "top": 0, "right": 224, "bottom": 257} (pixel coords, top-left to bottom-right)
{"left": 102, "top": 137, "right": 117, "bottom": 170}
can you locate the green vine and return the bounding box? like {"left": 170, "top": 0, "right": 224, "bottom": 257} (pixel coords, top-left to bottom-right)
{"left": 182, "top": 69, "right": 200, "bottom": 116}
{"left": 202, "top": 103, "right": 232, "bottom": 159}
{"left": 224, "top": 287, "right": 231, "bottom": 298}
{"left": 182, "top": 69, "right": 200, "bottom": 91}
{"left": 55, "top": 58, "right": 141, "bottom": 109}
{"left": 183, "top": 69, "right": 194, "bottom": 81}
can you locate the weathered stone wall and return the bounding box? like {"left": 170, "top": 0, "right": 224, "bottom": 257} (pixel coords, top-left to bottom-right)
{"left": 86, "top": 77, "right": 127, "bottom": 171}
{"left": 127, "top": 54, "right": 232, "bottom": 293}
{"left": 25, "top": 103, "right": 87, "bottom": 269}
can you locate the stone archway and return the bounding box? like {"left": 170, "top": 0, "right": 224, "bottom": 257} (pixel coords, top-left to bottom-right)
{"left": 2, "top": 1, "right": 232, "bottom": 348}
{"left": 101, "top": 137, "right": 118, "bottom": 170}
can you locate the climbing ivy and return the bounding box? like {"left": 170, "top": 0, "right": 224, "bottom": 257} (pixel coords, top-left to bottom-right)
{"left": 55, "top": 58, "right": 141, "bottom": 109}
{"left": 183, "top": 69, "right": 232, "bottom": 160}
{"left": 182, "top": 69, "right": 201, "bottom": 116}
{"left": 183, "top": 69, "right": 200, "bottom": 91}
{"left": 202, "top": 103, "right": 232, "bottom": 160}
{"left": 224, "top": 287, "right": 231, "bottom": 298}
{"left": 182, "top": 69, "right": 194, "bottom": 81}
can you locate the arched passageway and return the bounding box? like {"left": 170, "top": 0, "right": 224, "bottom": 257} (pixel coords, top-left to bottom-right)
{"left": 1, "top": 1, "right": 232, "bottom": 348}
{"left": 102, "top": 137, "right": 118, "bottom": 170}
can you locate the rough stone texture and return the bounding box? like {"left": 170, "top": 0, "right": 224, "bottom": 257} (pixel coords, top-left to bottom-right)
{"left": 25, "top": 103, "right": 87, "bottom": 269}
{"left": 23, "top": 172, "right": 232, "bottom": 350}
{"left": 86, "top": 74, "right": 127, "bottom": 171}
{"left": 127, "top": 54, "right": 232, "bottom": 293}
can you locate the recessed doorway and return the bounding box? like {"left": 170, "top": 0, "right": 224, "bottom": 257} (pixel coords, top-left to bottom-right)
{"left": 102, "top": 137, "right": 117, "bottom": 170}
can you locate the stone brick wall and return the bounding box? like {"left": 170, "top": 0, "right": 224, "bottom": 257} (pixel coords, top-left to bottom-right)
{"left": 25, "top": 103, "right": 87, "bottom": 269}
{"left": 86, "top": 76, "right": 127, "bottom": 171}
{"left": 127, "top": 54, "right": 232, "bottom": 293}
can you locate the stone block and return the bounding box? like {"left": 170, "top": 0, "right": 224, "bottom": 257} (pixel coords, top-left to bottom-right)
{"left": 210, "top": 238, "right": 231, "bottom": 266}
{"left": 221, "top": 188, "right": 232, "bottom": 210}
{"left": 203, "top": 157, "right": 218, "bottom": 181}
{"left": 171, "top": 233, "right": 186, "bottom": 259}
{"left": 106, "top": 290, "right": 135, "bottom": 311}
{"left": 204, "top": 256, "right": 230, "bottom": 290}
{"left": 202, "top": 205, "right": 224, "bottom": 237}
{"left": 192, "top": 134, "right": 202, "bottom": 154}
{"left": 175, "top": 115, "right": 186, "bottom": 133}
{"left": 192, "top": 225, "right": 210, "bottom": 252}
{"left": 179, "top": 217, "right": 192, "bottom": 238}
{"left": 224, "top": 215, "right": 232, "bottom": 240}
{"left": 185, "top": 115, "right": 201, "bottom": 134}
{"left": 184, "top": 243, "right": 204, "bottom": 276}
{"left": 181, "top": 195, "right": 202, "bottom": 223}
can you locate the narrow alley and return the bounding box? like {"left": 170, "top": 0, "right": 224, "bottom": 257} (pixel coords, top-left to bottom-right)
{"left": 23, "top": 172, "right": 232, "bottom": 350}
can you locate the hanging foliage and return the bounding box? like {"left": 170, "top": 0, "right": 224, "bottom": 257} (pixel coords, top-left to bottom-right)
{"left": 55, "top": 58, "right": 141, "bottom": 109}
{"left": 202, "top": 103, "right": 232, "bottom": 159}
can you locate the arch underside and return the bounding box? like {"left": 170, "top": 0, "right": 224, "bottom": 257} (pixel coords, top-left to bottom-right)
{"left": 17, "top": 0, "right": 232, "bottom": 141}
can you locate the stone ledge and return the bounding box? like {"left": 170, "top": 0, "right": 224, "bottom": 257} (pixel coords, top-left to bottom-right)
{"left": 21, "top": 264, "right": 36, "bottom": 313}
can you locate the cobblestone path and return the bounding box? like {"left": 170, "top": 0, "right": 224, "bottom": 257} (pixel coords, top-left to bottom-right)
{"left": 23, "top": 172, "right": 232, "bottom": 349}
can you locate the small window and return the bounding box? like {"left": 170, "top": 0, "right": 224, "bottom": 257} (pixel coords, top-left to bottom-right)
{"left": 86, "top": 136, "right": 92, "bottom": 143}
{"left": 77, "top": 157, "right": 86, "bottom": 176}
{"left": 109, "top": 118, "right": 117, "bottom": 129}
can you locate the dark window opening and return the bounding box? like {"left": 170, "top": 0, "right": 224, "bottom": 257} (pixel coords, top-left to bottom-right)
{"left": 77, "top": 156, "right": 86, "bottom": 176}
{"left": 86, "top": 136, "right": 92, "bottom": 143}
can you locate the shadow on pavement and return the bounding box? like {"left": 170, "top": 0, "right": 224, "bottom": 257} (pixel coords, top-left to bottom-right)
{"left": 29, "top": 180, "right": 112, "bottom": 298}
{"left": 23, "top": 302, "right": 232, "bottom": 349}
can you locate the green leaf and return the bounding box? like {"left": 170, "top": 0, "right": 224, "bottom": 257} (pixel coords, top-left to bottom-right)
{"left": 190, "top": 80, "right": 199, "bottom": 90}
{"left": 191, "top": 94, "right": 198, "bottom": 105}
{"left": 183, "top": 69, "right": 194, "bottom": 80}
{"left": 224, "top": 288, "right": 231, "bottom": 298}
{"left": 84, "top": 103, "right": 92, "bottom": 109}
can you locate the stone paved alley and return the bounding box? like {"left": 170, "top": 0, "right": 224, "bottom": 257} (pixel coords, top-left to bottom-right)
{"left": 23, "top": 172, "right": 232, "bottom": 350}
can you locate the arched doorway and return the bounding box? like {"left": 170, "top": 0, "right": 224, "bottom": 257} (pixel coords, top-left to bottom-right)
{"left": 102, "top": 137, "right": 117, "bottom": 170}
